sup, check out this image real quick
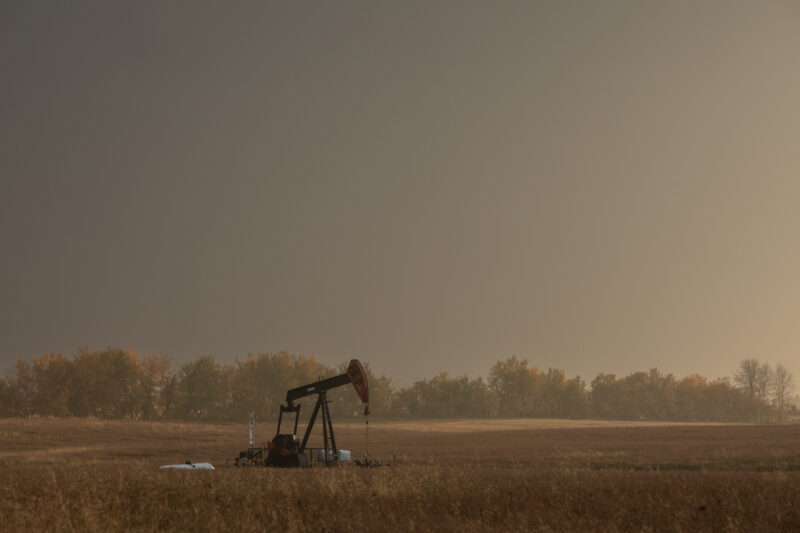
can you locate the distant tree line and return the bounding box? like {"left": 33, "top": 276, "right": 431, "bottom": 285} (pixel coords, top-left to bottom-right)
{"left": 0, "top": 348, "right": 795, "bottom": 423}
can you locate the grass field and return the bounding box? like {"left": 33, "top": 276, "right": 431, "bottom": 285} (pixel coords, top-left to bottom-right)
{"left": 2, "top": 417, "right": 799, "bottom": 531}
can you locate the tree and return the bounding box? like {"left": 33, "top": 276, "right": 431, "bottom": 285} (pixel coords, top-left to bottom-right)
{"left": 0, "top": 378, "right": 11, "bottom": 417}
{"left": 31, "top": 353, "right": 71, "bottom": 417}
{"left": 675, "top": 374, "right": 707, "bottom": 421}
{"left": 562, "top": 376, "right": 588, "bottom": 418}
{"left": 137, "top": 354, "right": 173, "bottom": 419}
{"left": 488, "top": 357, "right": 534, "bottom": 417}
{"left": 732, "top": 359, "right": 779, "bottom": 422}
{"left": 590, "top": 373, "right": 622, "bottom": 419}
{"left": 6, "top": 359, "right": 36, "bottom": 417}
{"left": 772, "top": 363, "right": 795, "bottom": 415}
{"left": 703, "top": 377, "right": 763, "bottom": 422}
{"left": 69, "top": 347, "right": 143, "bottom": 418}
{"left": 754, "top": 361, "right": 773, "bottom": 403}
{"left": 734, "top": 358, "right": 773, "bottom": 402}
{"left": 733, "top": 358, "right": 760, "bottom": 396}
{"left": 176, "top": 356, "right": 224, "bottom": 420}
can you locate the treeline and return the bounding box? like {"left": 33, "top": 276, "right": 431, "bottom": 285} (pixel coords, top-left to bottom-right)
{"left": 0, "top": 348, "right": 793, "bottom": 423}
{"left": 399, "top": 357, "right": 791, "bottom": 422}
{"left": 0, "top": 348, "right": 391, "bottom": 422}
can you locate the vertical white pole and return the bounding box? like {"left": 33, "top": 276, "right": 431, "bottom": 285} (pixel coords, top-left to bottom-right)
{"left": 249, "top": 361, "right": 255, "bottom": 448}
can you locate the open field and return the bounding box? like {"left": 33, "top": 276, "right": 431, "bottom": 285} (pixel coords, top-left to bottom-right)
{"left": 2, "top": 418, "right": 800, "bottom": 531}
{"left": 364, "top": 418, "right": 733, "bottom": 431}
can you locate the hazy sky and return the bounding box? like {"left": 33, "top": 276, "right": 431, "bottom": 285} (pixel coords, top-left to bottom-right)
{"left": 2, "top": 1, "right": 799, "bottom": 384}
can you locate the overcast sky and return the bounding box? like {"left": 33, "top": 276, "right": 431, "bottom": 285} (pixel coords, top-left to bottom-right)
{"left": 2, "top": 1, "right": 799, "bottom": 384}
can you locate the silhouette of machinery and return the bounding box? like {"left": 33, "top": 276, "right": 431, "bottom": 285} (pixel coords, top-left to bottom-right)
{"left": 235, "top": 359, "right": 369, "bottom": 467}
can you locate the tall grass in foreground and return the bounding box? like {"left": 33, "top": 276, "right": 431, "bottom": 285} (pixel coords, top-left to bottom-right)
{"left": 1, "top": 464, "right": 799, "bottom": 532}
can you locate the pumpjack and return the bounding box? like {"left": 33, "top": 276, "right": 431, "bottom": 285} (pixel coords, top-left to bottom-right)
{"left": 235, "top": 359, "right": 369, "bottom": 468}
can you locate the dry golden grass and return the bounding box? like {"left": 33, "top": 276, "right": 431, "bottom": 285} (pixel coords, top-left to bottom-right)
{"left": 2, "top": 418, "right": 800, "bottom": 531}
{"left": 360, "top": 417, "right": 732, "bottom": 432}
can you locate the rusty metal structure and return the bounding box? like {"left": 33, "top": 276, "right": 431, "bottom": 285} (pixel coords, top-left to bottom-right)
{"left": 235, "top": 359, "right": 369, "bottom": 468}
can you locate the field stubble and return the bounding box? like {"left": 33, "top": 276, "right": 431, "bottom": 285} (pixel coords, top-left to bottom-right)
{"left": 1, "top": 418, "right": 800, "bottom": 531}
